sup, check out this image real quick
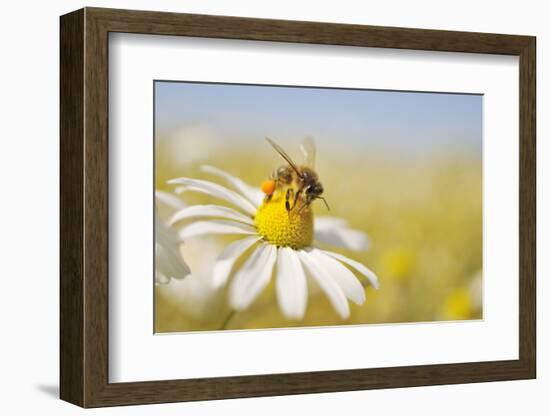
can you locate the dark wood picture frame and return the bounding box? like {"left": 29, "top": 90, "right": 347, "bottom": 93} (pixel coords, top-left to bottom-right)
{"left": 60, "top": 7, "right": 536, "bottom": 408}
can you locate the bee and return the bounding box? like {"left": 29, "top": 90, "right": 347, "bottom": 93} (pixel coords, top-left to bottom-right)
{"left": 261, "top": 137, "right": 330, "bottom": 212}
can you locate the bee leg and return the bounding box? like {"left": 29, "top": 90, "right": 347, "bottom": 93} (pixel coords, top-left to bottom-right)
{"left": 292, "top": 189, "right": 302, "bottom": 210}
{"left": 285, "top": 188, "right": 293, "bottom": 212}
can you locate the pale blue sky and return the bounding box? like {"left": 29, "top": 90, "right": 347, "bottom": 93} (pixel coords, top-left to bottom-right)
{"left": 155, "top": 81, "right": 482, "bottom": 155}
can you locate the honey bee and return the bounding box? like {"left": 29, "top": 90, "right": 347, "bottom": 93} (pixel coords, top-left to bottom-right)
{"left": 261, "top": 137, "right": 329, "bottom": 212}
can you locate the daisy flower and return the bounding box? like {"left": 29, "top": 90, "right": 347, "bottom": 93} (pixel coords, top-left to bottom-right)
{"left": 155, "top": 191, "right": 191, "bottom": 284}
{"left": 167, "top": 165, "right": 379, "bottom": 320}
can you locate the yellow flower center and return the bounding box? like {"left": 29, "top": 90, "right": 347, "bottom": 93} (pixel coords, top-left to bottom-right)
{"left": 254, "top": 188, "right": 313, "bottom": 249}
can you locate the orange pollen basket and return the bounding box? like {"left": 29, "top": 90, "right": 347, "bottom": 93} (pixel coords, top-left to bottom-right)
{"left": 261, "top": 179, "right": 276, "bottom": 196}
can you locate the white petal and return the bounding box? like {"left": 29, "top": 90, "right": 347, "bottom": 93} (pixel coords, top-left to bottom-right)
{"left": 155, "top": 272, "right": 170, "bottom": 285}
{"left": 179, "top": 220, "right": 256, "bottom": 240}
{"left": 297, "top": 250, "right": 349, "bottom": 319}
{"left": 212, "top": 236, "right": 261, "bottom": 288}
{"left": 314, "top": 216, "right": 347, "bottom": 228}
{"left": 275, "top": 247, "right": 308, "bottom": 320}
{"left": 323, "top": 250, "right": 379, "bottom": 289}
{"left": 155, "top": 190, "right": 186, "bottom": 210}
{"left": 309, "top": 248, "right": 365, "bottom": 304}
{"left": 169, "top": 205, "right": 254, "bottom": 226}
{"left": 155, "top": 211, "right": 190, "bottom": 281}
{"left": 229, "top": 244, "right": 277, "bottom": 310}
{"left": 168, "top": 177, "right": 257, "bottom": 215}
{"left": 314, "top": 216, "right": 369, "bottom": 251}
{"left": 156, "top": 241, "right": 188, "bottom": 278}
{"left": 201, "top": 165, "right": 264, "bottom": 207}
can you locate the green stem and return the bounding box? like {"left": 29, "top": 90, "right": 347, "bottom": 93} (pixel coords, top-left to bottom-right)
{"left": 219, "top": 309, "right": 236, "bottom": 330}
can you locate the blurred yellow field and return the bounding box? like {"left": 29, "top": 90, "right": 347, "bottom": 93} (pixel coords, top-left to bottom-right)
{"left": 155, "top": 144, "right": 481, "bottom": 332}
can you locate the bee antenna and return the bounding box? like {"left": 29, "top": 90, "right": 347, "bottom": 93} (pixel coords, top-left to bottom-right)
{"left": 318, "top": 196, "right": 330, "bottom": 211}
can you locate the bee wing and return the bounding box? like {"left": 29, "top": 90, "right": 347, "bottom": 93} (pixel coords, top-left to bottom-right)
{"left": 265, "top": 137, "right": 303, "bottom": 178}
{"left": 300, "top": 136, "right": 317, "bottom": 168}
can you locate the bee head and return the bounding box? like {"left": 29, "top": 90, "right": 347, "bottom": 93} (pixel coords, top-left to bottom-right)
{"left": 305, "top": 182, "right": 329, "bottom": 211}
{"left": 306, "top": 182, "right": 324, "bottom": 197}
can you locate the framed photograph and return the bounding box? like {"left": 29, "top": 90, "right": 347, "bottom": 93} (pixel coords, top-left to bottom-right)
{"left": 60, "top": 7, "right": 536, "bottom": 407}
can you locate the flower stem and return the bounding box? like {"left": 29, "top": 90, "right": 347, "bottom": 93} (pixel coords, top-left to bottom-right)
{"left": 219, "top": 309, "right": 236, "bottom": 330}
